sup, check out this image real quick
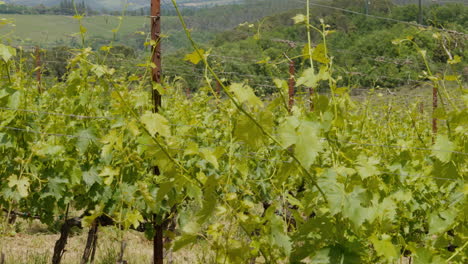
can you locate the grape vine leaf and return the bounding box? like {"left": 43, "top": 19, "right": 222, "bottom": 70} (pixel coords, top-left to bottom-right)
{"left": 278, "top": 116, "right": 300, "bottom": 148}
{"left": 141, "top": 111, "right": 171, "bottom": 137}
{"left": 295, "top": 121, "right": 323, "bottom": 168}
{"left": 432, "top": 134, "right": 455, "bottom": 163}
{"left": 200, "top": 148, "right": 219, "bottom": 169}
{"left": 370, "top": 235, "right": 399, "bottom": 262}
{"left": 229, "top": 83, "right": 263, "bottom": 108}
{"left": 428, "top": 209, "right": 456, "bottom": 235}
{"left": 83, "top": 167, "right": 101, "bottom": 187}
{"left": 312, "top": 44, "right": 330, "bottom": 64}
{"left": 184, "top": 49, "right": 205, "bottom": 65}
{"left": 7, "top": 175, "right": 29, "bottom": 198}
{"left": 318, "top": 169, "right": 345, "bottom": 215}
{"left": 292, "top": 14, "right": 306, "bottom": 24}
{"left": 355, "top": 155, "right": 380, "bottom": 179}
{"left": 343, "top": 187, "right": 372, "bottom": 227}
{"left": 99, "top": 166, "right": 120, "bottom": 186}
{"left": 0, "top": 44, "right": 16, "bottom": 62}
{"left": 123, "top": 211, "right": 144, "bottom": 229}
{"left": 270, "top": 215, "right": 292, "bottom": 255}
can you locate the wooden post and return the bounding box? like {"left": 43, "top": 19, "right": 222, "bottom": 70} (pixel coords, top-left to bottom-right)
{"left": 418, "top": 0, "right": 423, "bottom": 25}
{"left": 150, "top": 1, "right": 164, "bottom": 264}
{"left": 288, "top": 60, "right": 295, "bottom": 111}
{"left": 35, "top": 46, "right": 42, "bottom": 93}
{"left": 216, "top": 80, "right": 221, "bottom": 97}
{"left": 186, "top": 86, "right": 191, "bottom": 98}
{"left": 432, "top": 86, "right": 438, "bottom": 143}
{"left": 309, "top": 87, "right": 314, "bottom": 112}
{"left": 151, "top": 0, "right": 162, "bottom": 112}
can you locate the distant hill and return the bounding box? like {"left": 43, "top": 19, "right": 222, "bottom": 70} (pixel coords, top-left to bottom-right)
{"left": 2, "top": 0, "right": 241, "bottom": 10}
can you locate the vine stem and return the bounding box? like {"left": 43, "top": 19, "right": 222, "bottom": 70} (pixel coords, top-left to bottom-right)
{"left": 170, "top": 0, "right": 328, "bottom": 202}
{"left": 108, "top": 77, "right": 203, "bottom": 188}
{"left": 446, "top": 240, "right": 467, "bottom": 262}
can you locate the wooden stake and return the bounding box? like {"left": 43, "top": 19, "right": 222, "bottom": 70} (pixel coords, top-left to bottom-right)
{"left": 151, "top": 1, "right": 164, "bottom": 264}
{"left": 432, "top": 86, "right": 438, "bottom": 143}
{"left": 151, "top": 0, "right": 162, "bottom": 112}
{"left": 35, "top": 46, "right": 42, "bottom": 94}
{"left": 309, "top": 87, "right": 314, "bottom": 112}
{"left": 216, "top": 80, "right": 221, "bottom": 97}
{"left": 288, "top": 60, "right": 295, "bottom": 111}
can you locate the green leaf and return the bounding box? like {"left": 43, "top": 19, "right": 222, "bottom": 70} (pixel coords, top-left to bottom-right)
{"left": 173, "top": 235, "right": 197, "bottom": 252}
{"left": 8, "top": 175, "right": 29, "bottom": 198}
{"left": 229, "top": 83, "right": 263, "bottom": 108}
{"left": 35, "top": 144, "right": 65, "bottom": 157}
{"left": 7, "top": 91, "right": 21, "bottom": 108}
{"left": 91, "top": 64, "right": 114, "bottom": 77}
{"left": 428, "top": 209, "right": 456, "bottom": 235}
{"left": 318, "top": 169, "right": 345, "bottom": 215}
{"left": 80, "top": 25, "right": 87, "bottom": 34}
{"left": 141, "top": 111, "right": 171, "bottom": 137}
{"left": 200, "top": 148, "right": 219, "bottom": 169}
{"left": 0, "top": 44, "right": 16, "bottom": 62}
{"left": 123, "top": 211, "right": 144, "bottom": 230}
{"left": 312, "top": 43, "right": 330, "bottom": 64}
{"left": 270, "top": 215, "right": 292, "bottom": 255}
{"left": 409, "top": 246, "right": 444, "bottom": 264}
{"left": 343, "top": 187, "right": 372, "bottom": 227}
{"left": 297, "top": 66, "right": 330, "bottom": 88}
{"left": 156, "top": 182, "right": 174, "bottom": 204}
{"left": 448, "top": 55, "right": 461, "bottom": 65}
{"left": 432, "top": 134, "right": 455, "bottom": 163}
{"left": 234, "top": 110, "right": 273, "bottom": 149}
{"left": 278, "top": 116, "right": 300, "bottom": 148}
{"left": 295, "top": 121, "right": 324, "bottom": 168}
{"left": 182, "top": 221, "right": 200, "bottom": 235}
{"left": 292, "top": 14, "right": 306, "bottom": 24}
{"left": 83, "top": 168, "right": 101, "bottom": 187}
{"left": 99, "top": 166, "right": 120, "bottom": 186}
{"left": 369, "top": 196, "right": 397, "bottom": 222}
{"left": 198, "top": 175, "right": 217, "bottom": 223}
{"left": 310, "top": 248, "right": 332, "bottom": 264}
{"left": 355, "top": 155, "right": 380, "bottom": 179}
{"left": 370, "top": 235, "right": 399, "bottom": 262}
{"left": 76, "top": 128, "right": 97, "bottom": 153}
{"left": 184, "top": 49, "right": 205, "bottom": 65}
{"left": 43, "top": 177, "right": 68, "bottom": 199}
{"left": 297, "top": 68, "right": 316, "bottom": 87}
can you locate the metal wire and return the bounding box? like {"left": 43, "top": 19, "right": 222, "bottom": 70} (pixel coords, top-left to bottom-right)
{"left": 0, "top": 107, "right": 116, "bottom": 120}
{"left": 1, "top": 126, "right": 458, "bottom": 182}
{"left": 292, "top": 0, "right": 468, "bottom": 37}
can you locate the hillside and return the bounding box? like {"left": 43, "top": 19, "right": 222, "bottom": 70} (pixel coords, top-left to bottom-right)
{"left": 2, "top": 0, "right": 241, "bottom": 10}
{"left": 0, "top": 0, "right": 305, "bottom": 50}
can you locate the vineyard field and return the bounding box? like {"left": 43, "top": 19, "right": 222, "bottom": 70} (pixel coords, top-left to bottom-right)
{"left": 0, "top": 0, "right": 467, "bottom": 264}
{"left": 0, "top": 15, "right": 181, "bottom": 46}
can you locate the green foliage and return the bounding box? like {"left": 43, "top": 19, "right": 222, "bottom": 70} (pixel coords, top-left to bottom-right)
{"left": 0, "top": 1, "right": 467, "bottom": 263}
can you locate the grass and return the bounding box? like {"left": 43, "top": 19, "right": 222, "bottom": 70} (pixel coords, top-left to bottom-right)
{"left": 0, "top": 220, "right": 209, "bottom": 264}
